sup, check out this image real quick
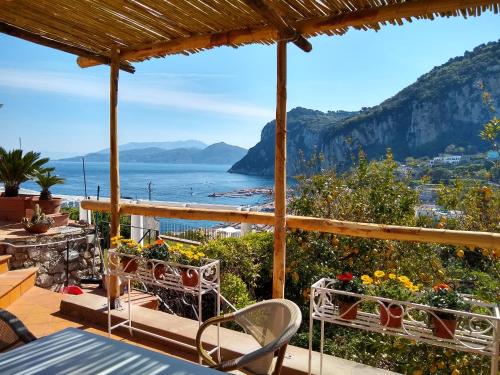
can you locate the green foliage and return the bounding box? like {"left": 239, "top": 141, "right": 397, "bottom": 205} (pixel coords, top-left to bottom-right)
{"left": 221, "top": 273, "right": 254, "bottom": 309}
{"left": 332, "top": 273, "right": 365, "bottom": 293}
{"left": 369, "top": 279, "right": 416, "bottom": 302}
{"left": 478, "top": 80, "right": 500, "bottom": 147}
{"left": 166, "top": 243, "right": 206, "bottom": 266}
{"left": 61, "top": 207, "right": 79, "bottom": 220}
{"left": 200, "top": 232, "right": 273, "bottom": 295}
{"left": 35, "top": 171, "right": 65, "bottom": 200}
{"left": 438, "top": 183, "right": 499, "bottom": 233}
{"left": 112, "top": 236, "right": 142, "bottom": 256}
{"left": 142, "top": 240, "right": 170, "bottom": 261}
{"left": 190, "top": 151, "right": 498, "bottom": 373}
{"left": 290, "top": 150, "right": 418, "bottom": 226}
{"left": 0, "top": 148, "right": 50, "bottom": 197}
{"left": 423, "top": 284, "right": 468, "bottom": 312}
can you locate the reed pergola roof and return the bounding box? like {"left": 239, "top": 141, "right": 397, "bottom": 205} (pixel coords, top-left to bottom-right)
{"left": 1, "top": 0, "right": 499, "bottom": 73}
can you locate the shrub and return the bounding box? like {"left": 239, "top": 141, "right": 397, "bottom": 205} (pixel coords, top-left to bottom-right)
{"left": 221, "top": 273, "right": 254, "bottom": 310}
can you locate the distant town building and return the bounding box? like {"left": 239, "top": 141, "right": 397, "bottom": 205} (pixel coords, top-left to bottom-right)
{"left": 396, "top": 164, "right": 412, "bottom": 176}
{"left": 415, "top": 204, "right": 463, "bottom": 220}
{"left": 416, "top": 185, "right": 439, "bottom": 204}
{"left": 429, "top": 155, "right": 462, "bottom": 167}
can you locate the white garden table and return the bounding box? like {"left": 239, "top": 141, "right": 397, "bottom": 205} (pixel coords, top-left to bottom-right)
{"left": 0, "top": 328, "right": 223, "bottom": 374}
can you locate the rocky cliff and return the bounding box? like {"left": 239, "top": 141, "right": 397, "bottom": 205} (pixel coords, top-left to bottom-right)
{"left": 229, "top": 41, "right": 500, "bottom": 176}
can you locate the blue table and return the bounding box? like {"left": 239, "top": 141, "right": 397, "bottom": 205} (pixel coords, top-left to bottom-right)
{"left": 0, "top": 328, "right": 223, "bottom": 374}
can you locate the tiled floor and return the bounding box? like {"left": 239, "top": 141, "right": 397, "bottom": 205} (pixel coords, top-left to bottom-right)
{"left": 5, "top": 287, "right": 399, "bottom": 374}
{"left": 5, "top": 287, "right": 189, "bottom": 359}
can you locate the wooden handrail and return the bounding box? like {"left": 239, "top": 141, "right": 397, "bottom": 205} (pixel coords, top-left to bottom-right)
{"left": 81, "top": 200, "right": 500, "bottom": 250}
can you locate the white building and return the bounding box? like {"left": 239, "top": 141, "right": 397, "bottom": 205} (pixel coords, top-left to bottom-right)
{"left": 429, "top": 155, "right": 462, "bottom": 167}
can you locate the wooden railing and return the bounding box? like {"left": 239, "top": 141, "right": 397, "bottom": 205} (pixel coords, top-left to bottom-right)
{"left": 81, "top": 200, "right": 500, "bottom": 250}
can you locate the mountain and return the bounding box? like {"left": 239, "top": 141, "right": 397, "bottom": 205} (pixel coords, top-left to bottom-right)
{"left": 92, "top": 140, "right": 207, "bottom": 154}
{"left": 229, "top": 41, "right": 500, "bottom": 176}
{"left": 61, "top": 142, "right": 247, "bottom": 165}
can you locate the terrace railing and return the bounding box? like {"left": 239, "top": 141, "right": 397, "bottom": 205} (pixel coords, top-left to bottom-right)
{"left": 81, "top": 200, "right": 500, "bottom": 250}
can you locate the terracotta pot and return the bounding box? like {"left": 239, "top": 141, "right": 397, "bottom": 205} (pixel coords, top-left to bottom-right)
{"left": 432, "top": 315, "right": 457, "bottom": 339}
{"left": 23, "top": 222, "right": 51, "bottom": 234}
{"left": 31, "top": 197, "right": 62, "bottom": 215}
{"left": 181, "top": 269, "right": 199, "bottom": 287}
{"left": 380, "top": 304, "right": 403, "bottom": 328}
{"left": 120, "top": 257, "right": 138, "bottom": 273}
{"left": 0, "top": 194, "right": 35, "bottom": 222}
{"left": 51, "top": 213, "right": 69, "bottom": 227}
{"left": 339, "top": 301, "right": 358, "bottom": 320}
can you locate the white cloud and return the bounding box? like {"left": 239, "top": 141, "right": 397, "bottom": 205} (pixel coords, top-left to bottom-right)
{"left": 0, "top": 68, "right": 273, "bottom": 119}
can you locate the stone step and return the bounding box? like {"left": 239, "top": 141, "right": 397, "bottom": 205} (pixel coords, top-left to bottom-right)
{"left": 81, "top": 285, "right": 159, "bottom": 310}
{"left": 61, "top": 292, "right": 398, "bottom": 375}
{"left": 0, "top": 255, "right": 12, "bottom": 274}
{"left": 0, "top": 267, "right": 38, "bottom": 308}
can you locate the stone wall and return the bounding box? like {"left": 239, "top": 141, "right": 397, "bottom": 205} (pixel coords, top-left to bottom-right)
{"left": 1, "top": 227, "right": 101, "bottom": 290}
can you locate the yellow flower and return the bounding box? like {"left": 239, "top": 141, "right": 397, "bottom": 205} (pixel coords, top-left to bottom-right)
{"left": 398, "top": 275, "right": 410, "bottom": 283}
{"left": 361, "top": 275, "right": 373, "bottom": 285}
{"left": 374, "top": 270, "right": 385, "bottom": 278}
{"left": 409, "top": 285, "right": 419, "bottom": 292}
{"left": 389, "top": 273, "right": 396, "bottom": 279}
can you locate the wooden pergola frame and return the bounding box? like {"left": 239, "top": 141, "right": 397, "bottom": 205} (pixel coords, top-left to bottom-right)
{"left": 2, "top": 0, "right": 499, "bottom": 305}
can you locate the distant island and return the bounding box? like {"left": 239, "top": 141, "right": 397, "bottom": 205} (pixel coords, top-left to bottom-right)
{"left": 61, "top": 141, "right": 247, "bottom": 165}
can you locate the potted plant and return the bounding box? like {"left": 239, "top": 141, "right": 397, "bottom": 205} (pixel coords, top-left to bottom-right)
{"left": 423, "top": 283, "right": 468, "bottom": 339}
{"left": 363, "top": 271, "right": 418, "bottom": 328}
{"left": 32, "top": 171, "right": 65, "bottom": 214}
{"left": 168, "top": 244, "right": 206, "bottom": 287}
{"left": 143, "top": 239, "right": 170, "bottom": 279}
{"left": 332, "top": 272, "right": 365, "bottom": 320}
{"left": 21, "top": 204, "right": 54, "bottom": 234}
{"left": 0, "top": 148, "right": 50, "bottom": 222}
{"left": 112, "top": 236, "right": 142, "bottom": 273}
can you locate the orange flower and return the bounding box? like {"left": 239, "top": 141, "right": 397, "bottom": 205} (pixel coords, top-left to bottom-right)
{"left": 155, "top": 239, "right": 164, "bottom": 245}
{"left": 433, "top": 283, "right": 450, "bottom": 292}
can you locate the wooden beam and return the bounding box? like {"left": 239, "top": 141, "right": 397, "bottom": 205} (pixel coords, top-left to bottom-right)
{"left": 273, "top": 40, "right": 287, "bottom": 299}
{"left": 108, "top": 45, "right": 121, "bottom": 307}
{"left": 242, "top": 0, "right": 312, "bottom": 52}
{"left": 76, "top": 0, "right": 496, "bottom": 68}
{"left": 0, "top": 22, "right": 135, "bottom": 74}
{"left": 80, "top": 200, "right": 500, "bottom": 250}
{"left": 109, "top": 46, "right": 121, "bottom": 239}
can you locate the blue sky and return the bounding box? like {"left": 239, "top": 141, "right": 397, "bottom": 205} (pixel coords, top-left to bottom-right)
{"left": 0, "top": 12, "right": 499, "bottom": 157}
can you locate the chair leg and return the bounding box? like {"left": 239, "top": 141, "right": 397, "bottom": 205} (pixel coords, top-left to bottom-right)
{"left": 272, "top": 344, "right": 288, "bottom": 375}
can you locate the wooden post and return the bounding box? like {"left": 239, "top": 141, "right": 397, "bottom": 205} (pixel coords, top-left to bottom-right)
{"left": 273, "top": 40, "right": 287, "bottom": 299}
{"left": 109, "top": 46, "right": 121, "bottom": 307}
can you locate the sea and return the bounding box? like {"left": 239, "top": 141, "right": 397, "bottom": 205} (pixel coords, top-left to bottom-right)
{"left": 22, "top": 161, "right": 276, "bottom": 230}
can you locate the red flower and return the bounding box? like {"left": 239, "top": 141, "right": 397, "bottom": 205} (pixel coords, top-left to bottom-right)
{"left": 337, "top": 272, "right": 353, "bottom": 282}
{"left": 433, "top": 283, "right": 450, "bottom": 292}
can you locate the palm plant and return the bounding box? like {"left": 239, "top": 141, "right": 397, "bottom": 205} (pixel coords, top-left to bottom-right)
{"left": 35, "top": 171, "right": 65, "bottom": 200}
{"left": 0, "top": 148, "right": 50, "bottom": 197}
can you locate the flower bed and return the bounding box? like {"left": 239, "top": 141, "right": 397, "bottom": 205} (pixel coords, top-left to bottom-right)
{"left": 107, "top": 237, "right": 219, "bottom": 293}
{"left": 309, "top": 277, "right": 500, "bottom": 374}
